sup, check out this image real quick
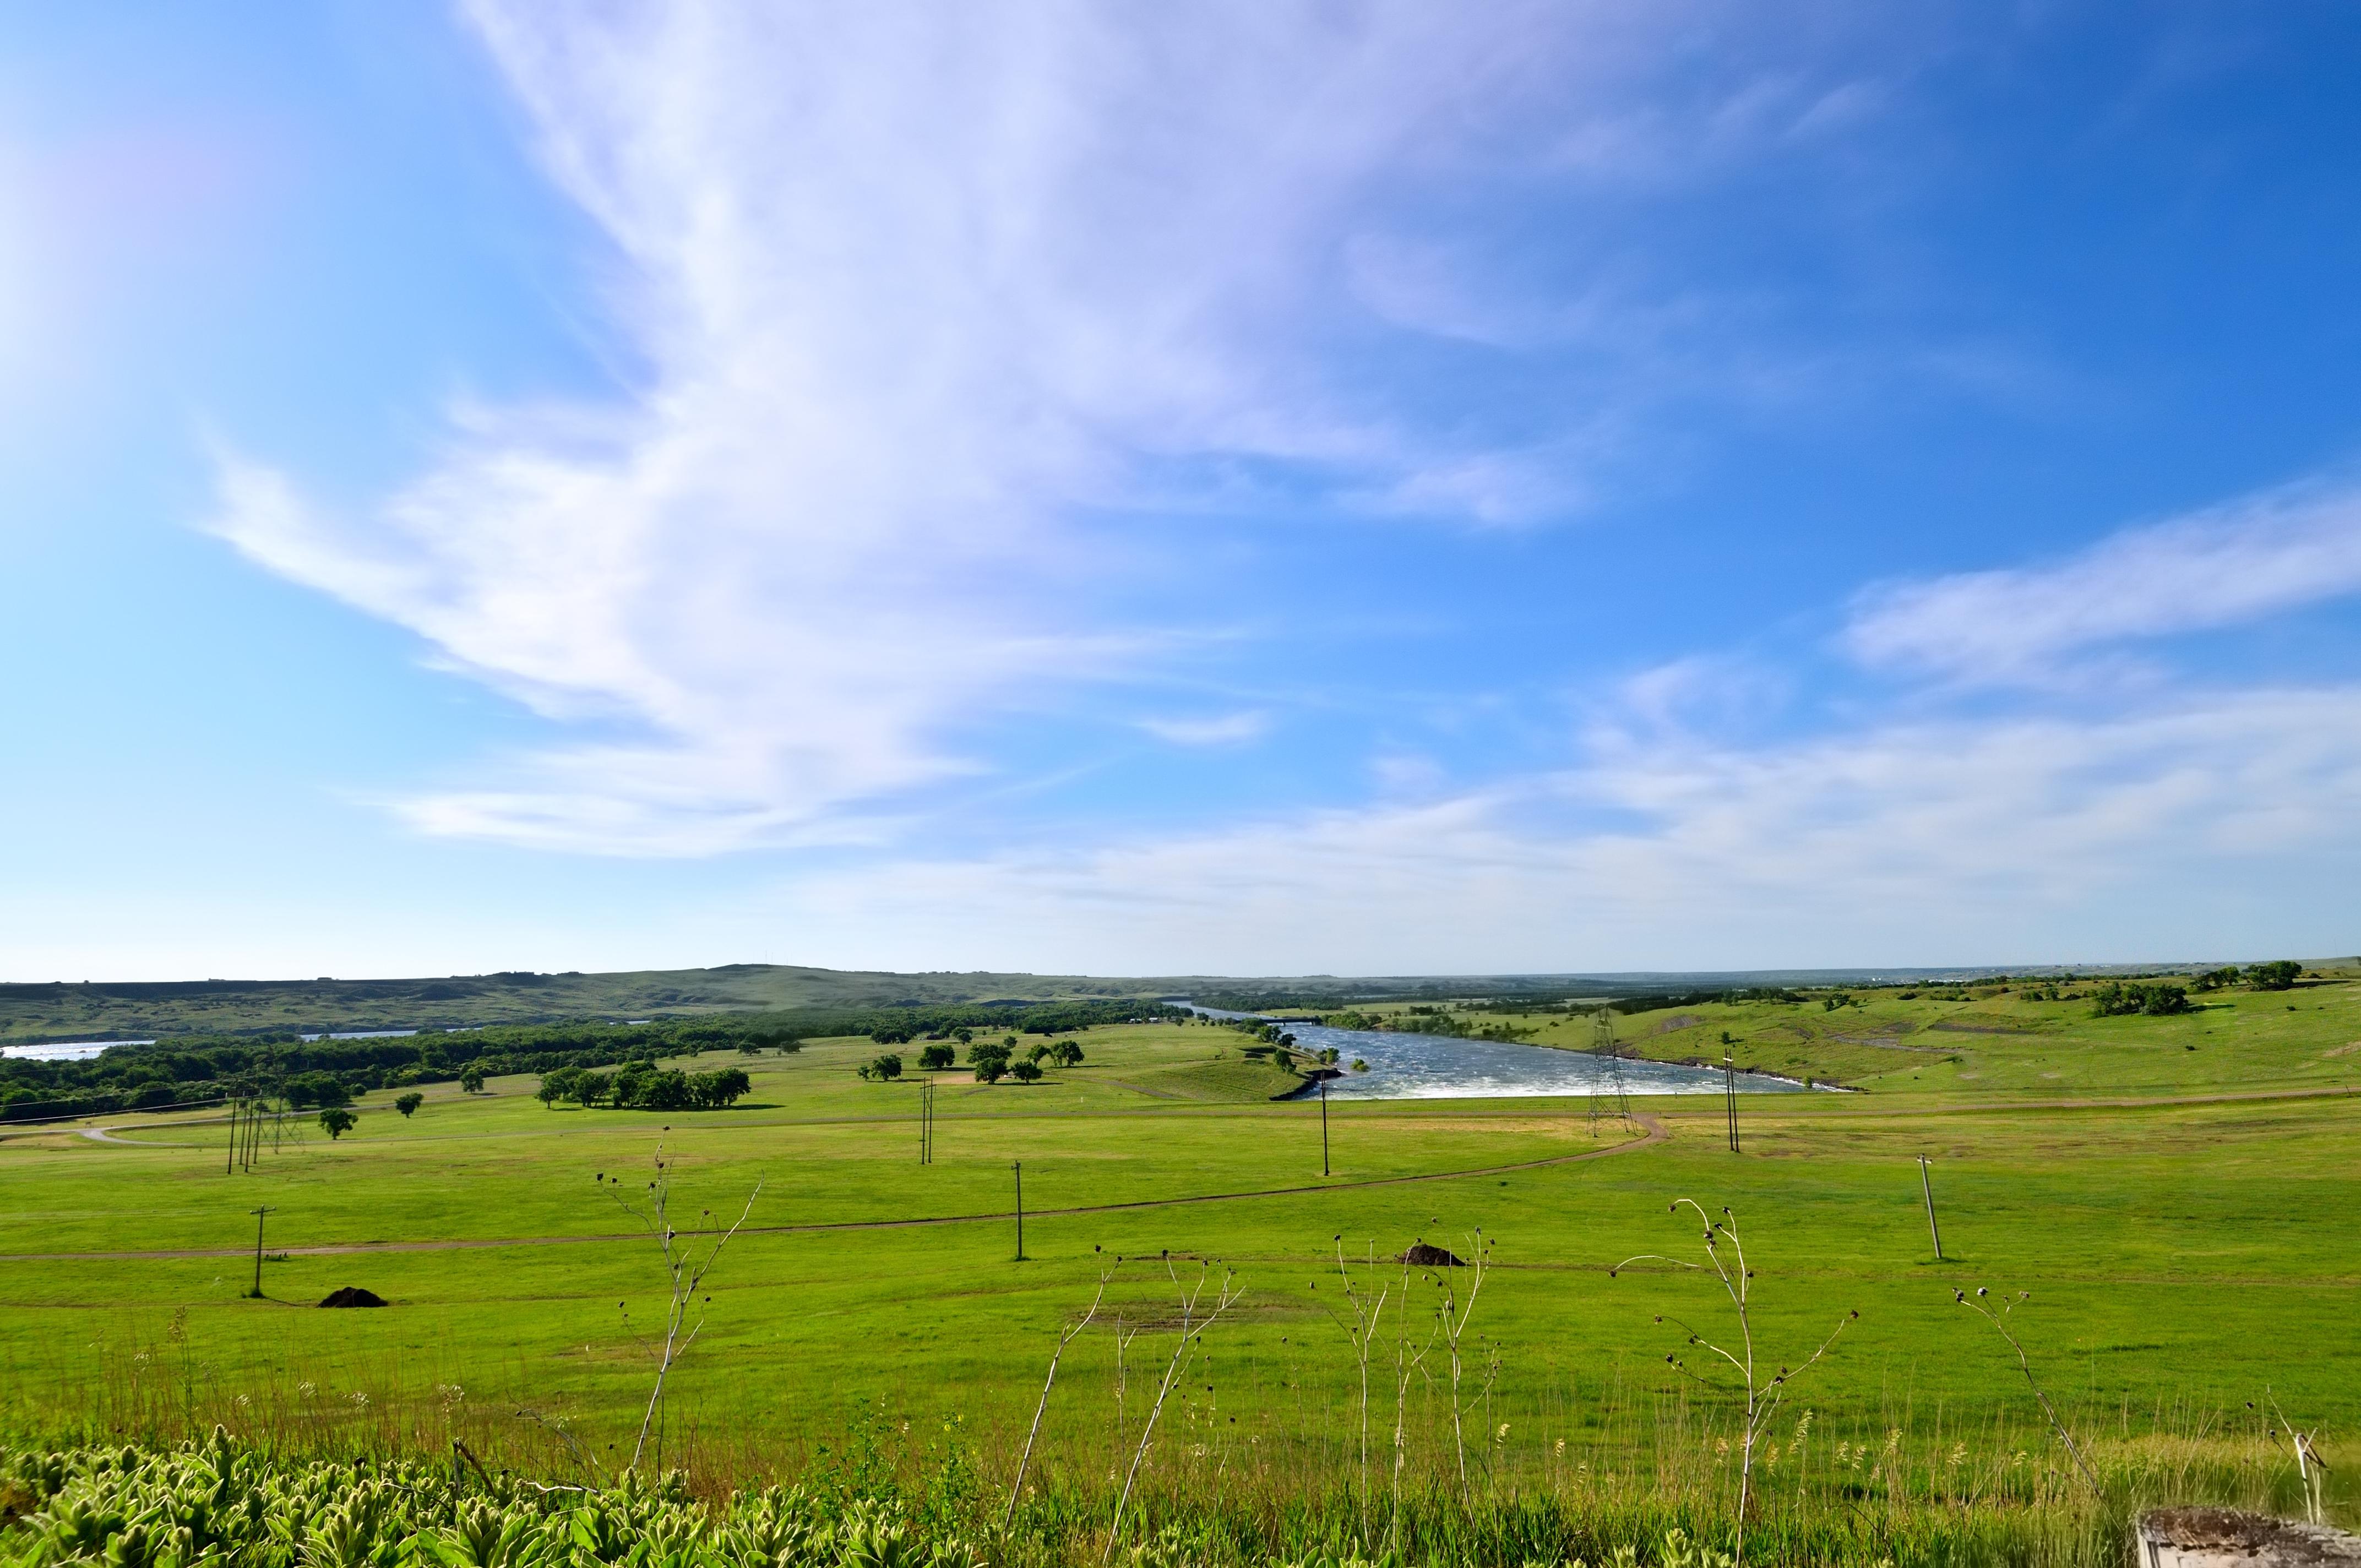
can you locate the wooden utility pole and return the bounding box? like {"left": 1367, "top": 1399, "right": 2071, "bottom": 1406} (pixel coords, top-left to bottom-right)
{"left": 1917, "top": 1156, "right": 1944, "bottom": 1260}
{"left": 1724, "top": 1057, "right": 1741, "bottom": 1153}
{"left": 1320, "top": 1076, "right": 1331, "bottom": 1176}
{"left": 247, "top": 1205, "right": 276, "bottom": 1298}
{"left": 1012, "top": 1161, "right": 1025, "bottom": 1261}
{"left": 918, "top": 1079, "right": 934, "bottom": 1164}
{"left": 225, "top": 1098, "right": 240, "bottom": 1174}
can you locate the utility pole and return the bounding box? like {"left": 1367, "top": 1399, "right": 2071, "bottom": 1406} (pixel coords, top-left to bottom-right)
{"left": 1320, "top": 1076, "right": 1330, "bottom": 1176}
{"left": 247, "top": 1206, "right": 276, "bottom": 1298}
{"left": 225, "top": 1098, "right": 240, "bottom": 1174}
{"left": 1724, "top": 1056, "right": 1741, "bottom": 1153}
{"left": 918, "top": 1079, "right": 933, "bottom": 1165}
{"left": 1012, "top": 1161, "right": 1024, "bottom": 1261}
{"left": 1917, "top": 1156, "right": 1944, "bottom": 1261}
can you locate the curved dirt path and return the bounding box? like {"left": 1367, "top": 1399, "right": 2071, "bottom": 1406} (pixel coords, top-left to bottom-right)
{"left": 0, "top": 1114, "right": 1666, "bottom": 1262}
{"left": 79, "top": 1124, "right": 191, "bottom": 1146}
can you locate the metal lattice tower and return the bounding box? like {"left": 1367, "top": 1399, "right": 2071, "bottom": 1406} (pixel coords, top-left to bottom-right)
{"left": 1588, "top": 1008, "right": 1631, "bottom": 1131}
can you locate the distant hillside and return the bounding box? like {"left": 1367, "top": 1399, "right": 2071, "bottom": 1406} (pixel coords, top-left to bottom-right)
{"left": 0, "top": 965, "right": 1197, "bottom": 1044}
{"left": 2, "top": 959, "right": 2307, "bottom": 1046}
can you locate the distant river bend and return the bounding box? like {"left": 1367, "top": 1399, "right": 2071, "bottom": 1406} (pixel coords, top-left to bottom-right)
{"left": 1182, "top": 1006, "right": 1818, "bottom": 1102}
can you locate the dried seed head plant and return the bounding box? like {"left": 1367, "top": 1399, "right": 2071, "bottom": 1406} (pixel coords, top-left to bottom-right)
{"left": 595, "top": 1148, "right": 761, "bottom": 1473}
{"left": 1614, "top": 1200, "right": 1856, "bottom": 1568}
{"left": 1103, "top": 1256, "right": 1243, "bottom": 1566}
{"left": 1430, "top": 1228, "right": 1494, "bottom": 1505}
{"left": 1006, "top": 1247, "right": 1118, "bottom": 1529}
{"left": 1951, "top": 1286, "right": 2099, "bottom": 1497}
{"left": 2256, "top": 1391, "right": 2331, "bottom": 1525}
{"left": 1320, "top": 1235, "right": 1392, "bottom": 1536}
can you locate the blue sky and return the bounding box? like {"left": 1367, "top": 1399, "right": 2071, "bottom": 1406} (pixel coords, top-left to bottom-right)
{"left": 6, "top": 3, "right": 2360, "bottom": 980}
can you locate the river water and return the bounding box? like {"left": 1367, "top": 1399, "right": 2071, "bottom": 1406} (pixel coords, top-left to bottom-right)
{"left": 0, "top": 1041, "right": 148, "bottom": 1061}
{"left": 1184, "top": 1006, "right": 1813, "bottom": 1102}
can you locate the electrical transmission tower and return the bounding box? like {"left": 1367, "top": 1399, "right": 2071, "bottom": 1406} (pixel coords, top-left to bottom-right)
{"left": 1588, "top": 1008, "right": 1631, "bottom": 1132}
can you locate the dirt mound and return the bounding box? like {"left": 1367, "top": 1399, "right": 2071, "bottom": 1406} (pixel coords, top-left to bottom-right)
{"left": 317, "top": 1286, "right": 388, "bottom": 1309}
{"left": 1400, "top": 1242, "right": 1466, "bottom": 1268}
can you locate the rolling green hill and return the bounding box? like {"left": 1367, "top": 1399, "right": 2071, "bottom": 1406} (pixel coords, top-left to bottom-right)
{"left": 0, "top": 965, "right": 1203, "bottom": 1044}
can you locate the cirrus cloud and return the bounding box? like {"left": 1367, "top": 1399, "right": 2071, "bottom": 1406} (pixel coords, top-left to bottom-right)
{"left": 204, "top": 1, "right": 1936, "bottom": 856}
{"left": 1845, "top": 482, "right": 2361, "bottom": 684}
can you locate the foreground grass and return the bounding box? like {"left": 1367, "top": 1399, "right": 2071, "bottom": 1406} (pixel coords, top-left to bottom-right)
{"left": 0, "top": 1009, "right": 2353, "bottom": 1556}
{"left": 0, "top": 1418, "right": 2331, "bottom": 1568}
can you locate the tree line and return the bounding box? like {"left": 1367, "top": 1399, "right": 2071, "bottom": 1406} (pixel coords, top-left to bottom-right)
{"left": 0, "top": 999, "right": 1186, "bottom": 1121}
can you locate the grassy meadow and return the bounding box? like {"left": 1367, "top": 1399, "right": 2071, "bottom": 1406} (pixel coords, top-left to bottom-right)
{"left": 3, "top": 982, "right": 2357, "bottom": 1561}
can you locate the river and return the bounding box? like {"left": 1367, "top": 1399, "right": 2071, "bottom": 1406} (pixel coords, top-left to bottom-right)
{"left": 1183, "top": 1006, "right": 1814, "bottom": 1101}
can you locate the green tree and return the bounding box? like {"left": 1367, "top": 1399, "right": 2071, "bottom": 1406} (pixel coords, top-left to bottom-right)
{"left": 282, "top": 1072, "right": 351, "bottom": 1110}
{"left": 636, "top": 1069, "right": 693, "bottom": 1110}
{"left": 1009, "top": 1059, "right": 1042, "bottom": 1084}
{"left": 917, "top": 1043, "right": 955, "bottom": 1070}
{"left": 318, "top": 1107, "right": 356, "bottom": 1140}
{"left": 858, "top": 1053, "right": 904, "bottom": 1082}
{"left": 2246, "top": 960, "right": 2302, "bottom": 992}
{"left": 2091, "top": 982, "right": 2190, "bottom": 1017}
{"left": 458, "top": 1066, "right": 487, "bottom": 1094}
{"left": 970, "top": 1041, "right": 1011, "bottom": 1084}
{"left": 690, "top": 1066, "right": 751, "bottom": 1108}
{"left": 394, "top": 1092, "right": 423, "bottom": 1118}
{"left": 1048, "top": 1040, "right": 1084, "bottom": 1068}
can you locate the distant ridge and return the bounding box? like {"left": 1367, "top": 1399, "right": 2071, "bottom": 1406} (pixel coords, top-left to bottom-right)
{"left": 0, "top": 959, "right": 2289, "bottom": 1046}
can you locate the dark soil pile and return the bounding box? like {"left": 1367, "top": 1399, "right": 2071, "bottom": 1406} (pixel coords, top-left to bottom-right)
{"left": 1400, "top": 1242, "right": 1466, "bottom": 1268}
{"left": 317, "top": 1286, "right": 388, "bottom": 1309}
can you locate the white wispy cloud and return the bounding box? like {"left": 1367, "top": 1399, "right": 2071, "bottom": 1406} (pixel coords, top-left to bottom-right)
{"left": 749, "top": 685, "right": 2361, "bottom": 972}
{"left": 203, "top": 2, "right": 1922, "bottom": 855}
{"left": 1136, "top": 711, "right": 1270, "bottom": 748}
{"left": 1845, "top": 482, "right": 2361, "bottom": 683}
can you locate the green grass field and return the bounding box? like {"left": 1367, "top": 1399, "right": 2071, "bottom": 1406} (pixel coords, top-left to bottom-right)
{"left": 3, "top": 987, "right": 2355, "bottom": 1534}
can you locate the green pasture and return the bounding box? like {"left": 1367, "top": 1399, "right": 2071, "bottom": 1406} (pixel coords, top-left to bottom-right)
{"left": 1411, "top": 979, "right": 2361, "bottom": 1098}
{"left": 1, "top": 998, "right": 2355, "bottom": 1509}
